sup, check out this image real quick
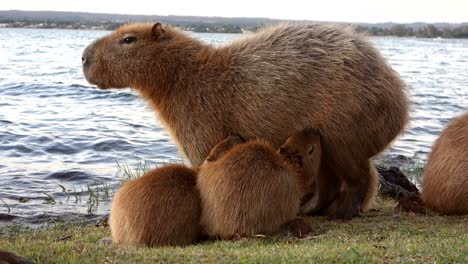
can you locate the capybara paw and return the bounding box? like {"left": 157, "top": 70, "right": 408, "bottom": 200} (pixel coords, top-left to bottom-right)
{"left": 328, "top": 202, "right": 361, "bottom": 220}
{"left": 328, "top": 209, "right": 360, "bottom": 220}
{"left": 395, "top": 195, "right": 426, "bottom": 215}
{"left": 288, "top": 218, "right": 313, "bottom": 238}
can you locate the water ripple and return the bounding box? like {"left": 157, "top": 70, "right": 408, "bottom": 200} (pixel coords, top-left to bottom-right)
{"left": 46, "top": 170, "right": 93, "bottom": 181}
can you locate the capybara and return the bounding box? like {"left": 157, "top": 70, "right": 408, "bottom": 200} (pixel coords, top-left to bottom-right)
{"left": 422, "top": 112, "right": 468, "bottom": 215}
{"left": 82, "top": 22, "right": 408, "bottom": 219}
{"left": 278, "top": 129, "right": 338, "bottom": 215}
{"left": 280, "top": 128, "right": 378, "bottom": 216}
{"left": 109, "top": 164, "right": 201, "bottom": 247}
{"left": 0, "top": 250, "right": 34, "bottom": 264}
{"left": 204, "top": 134, "right": 245, "bottom": 163}
{"left": 197, "top": 138, "right": 303, "bottom": 239}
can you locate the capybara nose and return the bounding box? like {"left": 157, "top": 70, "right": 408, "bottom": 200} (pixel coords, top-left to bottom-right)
{"left": 279, "top": 147, "right": 287, "bottom": 155}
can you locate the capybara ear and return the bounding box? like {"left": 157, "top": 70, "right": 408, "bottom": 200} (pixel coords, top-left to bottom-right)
{"left": 152, "top": 23, "right": 165, "bottom": 41}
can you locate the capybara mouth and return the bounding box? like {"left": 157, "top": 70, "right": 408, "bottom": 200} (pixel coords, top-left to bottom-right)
{"left": 95, "top": 83, "right": 110, "bottom": 89}
{"left": 85, "top": 79, "right": 108, "bottom": 89}
{"left": 84, "top": 75, "right": 110, "bottom": 89}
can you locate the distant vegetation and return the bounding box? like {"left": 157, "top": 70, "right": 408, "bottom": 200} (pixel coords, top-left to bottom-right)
{"left": 0, "top": 10, "right": 467, "bottom": 38}
{"left": 358, "top": 24, "right": 468, "bottom": 38}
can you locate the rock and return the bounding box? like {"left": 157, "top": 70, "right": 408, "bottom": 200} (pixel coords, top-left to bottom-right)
{"left": 0, "top": 214, "right": 16, "bottom": 222}
{"left": 377, "top": 166, "right": 420, "bottom": 199}
{"left": 95, "top": 215, "right": 109, "bottom": 227}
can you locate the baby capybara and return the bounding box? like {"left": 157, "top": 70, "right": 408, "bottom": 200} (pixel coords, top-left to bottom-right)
{"left": 280, "top": 129, "right": 378, "bottom": 215}
{"left": 198, "top": 138, "right": 303, "bottom": 239}
{"left": 422, "top": 112, "right": 468, "bottom": 215}
{"left": 279, "top": 129, "right": 334, "bottom": 215}
{"left": 109, "top": 165, "right": 201, "bottom": 247}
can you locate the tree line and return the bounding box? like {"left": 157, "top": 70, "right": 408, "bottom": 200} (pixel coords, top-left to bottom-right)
{"left": 358, "top": 24, "right": 468, "bottom": 38}
{"left": 1, "top": 19, "right": 468, "bottom": 38}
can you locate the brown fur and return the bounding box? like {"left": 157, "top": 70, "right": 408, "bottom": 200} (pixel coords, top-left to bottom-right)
{"left": 204, "top": 134, "right": 245, "bottom": 163}
{"left": 197, "top": 139, "right": 302, "bottom": 239}
{"left": 279, "top": 129, "right": 338, "bottom": 215}
{"left": 422, "top": 112, "right": 468, "bottom": 215}
{"left": 279, "top": 129, "right": 377, "bottom": 215}
{"left": 109, "top": 164, "right": 201, "bottom": 247}
{"left": 83, "top": 23, "right": 408, "bottom": 219}
{"left": 0, "top": 251, "right": 34, "bottom": 264}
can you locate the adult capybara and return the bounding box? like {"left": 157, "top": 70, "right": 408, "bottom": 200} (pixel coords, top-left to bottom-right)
{"left": 197, "top": 138, "right": 303, "bottom": 239}
{"left": 422, "top": 112, "right": 468, "bottom": 215}
{"left": 82, "top": 23, "right": 408, "bottom": 219}
{"left": 109, "top": 164, "right": 201, "bottom": 247}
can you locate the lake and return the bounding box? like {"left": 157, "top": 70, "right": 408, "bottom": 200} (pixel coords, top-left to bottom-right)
{"left": 0, "top": 28, "right": 467, "bottom": 220}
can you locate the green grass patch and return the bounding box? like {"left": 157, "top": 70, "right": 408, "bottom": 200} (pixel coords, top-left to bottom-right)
{"left": 1, "top": 198, "right": 466, "bottom": 263}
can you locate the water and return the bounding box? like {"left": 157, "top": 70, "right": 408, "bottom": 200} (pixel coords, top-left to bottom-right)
{"left": 0, "top": 28, "right": 467, "bottom": 220}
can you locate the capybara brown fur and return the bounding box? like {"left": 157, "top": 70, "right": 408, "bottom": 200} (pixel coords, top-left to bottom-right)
{"left": 204, "top": 134, "right": 245, "bottom": 163}
{"left": 109, "top": 164, "right": 201, "bottom": 247}
{"left": 197, "top": 139, "right": 303, "bottom": 239}
{"left": 279, "top": 129, "right": 338, "bottom": 215}
{"left": 0, "top": 250, "right": 34, "bottom": 264}
{"left": 279, "top": 129, "right": 377, "bottom": 215}
{"left": 422, "top": 112, "right": 468, "bottom": 215}
{"left": 83, "top": 22, "right": 408, "bottom": 219}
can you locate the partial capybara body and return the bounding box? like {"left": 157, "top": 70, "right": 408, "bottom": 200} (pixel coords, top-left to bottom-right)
{"left": 0, "top": 250, "right": 34, "bottom": 264}
{"left": 279, "top": 128, "right": 378, "bottom": 216}
{"left": 279, "top": 129, "right": 338, "bottom": 215}
{"left": 83, "top": 23, "right": 408, "bottom": 219}
{"left": 204, "top": 134, "right": 245, "bottom": 163}
{"left": 422, "top": 112, "right": 468, "bottom": 215}
{"left": 109, "top": 165, "right": 201, "bottom": 247}
{"left": 198, "top": 139, "right": 302, "bottom": 239}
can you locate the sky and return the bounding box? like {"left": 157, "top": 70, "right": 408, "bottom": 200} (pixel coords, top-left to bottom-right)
{"left": 0, "top": 0, "right": 467, "bottom": 23}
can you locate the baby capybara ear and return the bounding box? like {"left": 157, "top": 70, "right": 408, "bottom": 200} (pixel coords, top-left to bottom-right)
{"left": 152, "top": 23, "right": 165, "bottom": 41}
{"left": 307, "top": 144, "right": 316, "bottom": 157}
{"left": 204, "top": 134, "right": 245, "bottom": 163}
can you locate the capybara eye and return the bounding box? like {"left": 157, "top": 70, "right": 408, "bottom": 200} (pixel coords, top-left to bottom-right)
{"left": 120, "top": 37, "right": 137, "bottom": 45}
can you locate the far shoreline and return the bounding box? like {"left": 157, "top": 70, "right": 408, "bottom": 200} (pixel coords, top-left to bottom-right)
{"left": 1, "top": 22, "right": 468, "bottom": 39}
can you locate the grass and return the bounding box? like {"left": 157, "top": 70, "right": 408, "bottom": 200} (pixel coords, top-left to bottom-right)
{"left": 0, "top": 198, "right": 466, "bottom": 263}
{"left": 1, "top": 162, "right": 464, "bottom": 263}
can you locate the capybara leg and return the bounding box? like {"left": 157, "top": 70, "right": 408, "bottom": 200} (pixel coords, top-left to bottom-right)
{"left": 328, "top": 160, "right": 371, "bottom": 220}
{"left": 287, "top": 217, "right": 313, "bottom": 238}
{"left": 361, "top": 163, "right": 378, "bottom": 212}
{"left": 301, "top": 163, "right": 341, "bottom": 215}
